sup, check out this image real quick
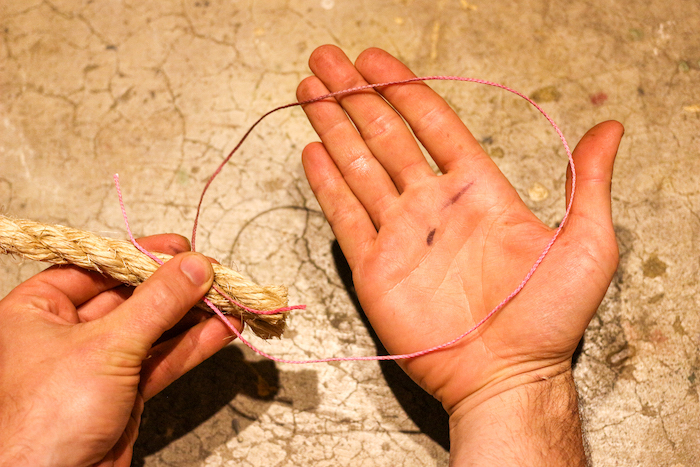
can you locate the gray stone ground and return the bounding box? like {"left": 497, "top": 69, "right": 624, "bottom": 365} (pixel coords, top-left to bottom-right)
{"left": 1, "top": 0, "right": 699, "bottom": 465}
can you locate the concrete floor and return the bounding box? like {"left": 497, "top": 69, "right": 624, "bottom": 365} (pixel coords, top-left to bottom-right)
{"left": 1, "top": 0, "right": 699, "bottom": 465}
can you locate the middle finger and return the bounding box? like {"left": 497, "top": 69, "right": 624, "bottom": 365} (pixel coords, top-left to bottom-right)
{"left": 309, "top": 46, "right": 436, "bottom": 190}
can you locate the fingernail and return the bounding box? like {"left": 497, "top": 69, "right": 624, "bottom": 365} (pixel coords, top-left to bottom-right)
{"left": 180, "top": 253, "right": 212, "bottom": 286}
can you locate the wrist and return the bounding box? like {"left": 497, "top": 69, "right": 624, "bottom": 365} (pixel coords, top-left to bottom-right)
{"left": 448, "top": 365, "right": 586, "bottom": 466}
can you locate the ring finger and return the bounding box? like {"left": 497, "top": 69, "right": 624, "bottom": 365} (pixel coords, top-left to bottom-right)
{"left": 297, "top": 74, "right": 398, "bottom": 225}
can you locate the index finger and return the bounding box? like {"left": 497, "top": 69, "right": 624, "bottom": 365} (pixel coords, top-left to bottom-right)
{"left": 26, "top": 233, "right": 192, "bottom": 308}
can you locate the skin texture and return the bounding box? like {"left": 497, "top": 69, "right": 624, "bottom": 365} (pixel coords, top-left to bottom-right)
{"left": 297, "top": 45, "right": 623, "bottom": 465}
{"left": 0, "top": 234, "right": 241, "bottom": 467}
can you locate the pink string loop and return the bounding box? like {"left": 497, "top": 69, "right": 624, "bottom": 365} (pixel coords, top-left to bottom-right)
{"left": 120, "top": 75, "right": 576, "bottom": 364}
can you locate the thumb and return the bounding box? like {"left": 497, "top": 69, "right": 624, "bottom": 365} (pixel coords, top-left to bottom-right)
{"left": 100, "top": 252, "right": 214, "bottom": 354}
{"left": 563, "top": 120, "right": 624, "bottom": 273}
{"left": 566, "top": 120, "right": 624, "bottom": 224}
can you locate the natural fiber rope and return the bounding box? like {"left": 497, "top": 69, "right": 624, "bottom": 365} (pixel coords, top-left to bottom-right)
{"left": 0, "top": 214, "right": 288, "bottom": 339}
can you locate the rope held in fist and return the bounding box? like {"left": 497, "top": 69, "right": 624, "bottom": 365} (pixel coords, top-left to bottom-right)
{"left": 0, "top": 214, "right": 289, "bottom": 339}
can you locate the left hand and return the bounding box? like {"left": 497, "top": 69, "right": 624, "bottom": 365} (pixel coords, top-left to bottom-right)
{"left": 0, "top": 234, "right": 241, "bottom": 467}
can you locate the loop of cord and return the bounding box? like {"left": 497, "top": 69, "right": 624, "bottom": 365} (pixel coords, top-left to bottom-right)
{"left": 122, "top": 75, "right": 576, "bottom": 364}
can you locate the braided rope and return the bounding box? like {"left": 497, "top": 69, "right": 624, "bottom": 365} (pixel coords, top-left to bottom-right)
{"left": 0, "top": 215, "right": 288, "bottom": 339}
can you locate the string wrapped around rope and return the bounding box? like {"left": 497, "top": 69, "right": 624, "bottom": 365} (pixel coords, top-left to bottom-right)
{"left": 0, "top": 214, "right": 289, "bottom": 339}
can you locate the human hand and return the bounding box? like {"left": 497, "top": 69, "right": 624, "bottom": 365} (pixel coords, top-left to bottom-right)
{"left": 298, "top": 46, "right": 622, "bottom": 464}
{"left": 0, "top": 234, "right": 241, "bottom": 467}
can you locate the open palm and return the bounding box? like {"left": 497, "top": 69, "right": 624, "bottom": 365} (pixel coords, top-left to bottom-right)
{"left": 298, "top": 46, "right": 622, "bottom": 413}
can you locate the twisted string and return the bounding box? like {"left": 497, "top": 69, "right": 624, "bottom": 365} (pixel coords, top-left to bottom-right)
{"left": 126, "top": 76, "right": 575, "bottom": 364}
{"left": 114, "top": 174, "right": 305, "bottom": 319}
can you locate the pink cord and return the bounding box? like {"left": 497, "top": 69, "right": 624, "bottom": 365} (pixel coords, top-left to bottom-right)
{"left": 119, "top": 75, "right": 576, "bottom": 364}
{"left": 114, "top": 174, "right": 304, "bottom": 317}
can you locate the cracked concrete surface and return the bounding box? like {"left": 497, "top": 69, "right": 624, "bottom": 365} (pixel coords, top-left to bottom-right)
{"left": 1, "top": 0, "right": 699, "bottom": 465}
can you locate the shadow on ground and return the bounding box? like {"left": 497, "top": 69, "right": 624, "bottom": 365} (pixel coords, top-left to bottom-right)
{"left": 132, "top": 345, "right": 281, "bottom": 466}
{"left": 131, "top": 240, "right": 448, "bottom": 465}
{"left": 331, "top": 241, "right": 451, "bottom": 452}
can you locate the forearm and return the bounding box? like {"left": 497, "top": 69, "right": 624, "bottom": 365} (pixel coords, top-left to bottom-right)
{"left": 448, "top": 369, "right": 587, "bottom": 467}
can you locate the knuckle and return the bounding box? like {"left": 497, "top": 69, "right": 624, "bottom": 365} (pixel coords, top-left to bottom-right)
{"left": 134, "top": 272, "right": 192, "bottom": 318}
{"left": 361, "top": 111, "right": 402, "bottom": 143}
